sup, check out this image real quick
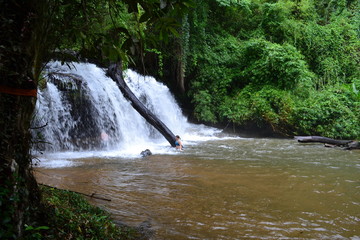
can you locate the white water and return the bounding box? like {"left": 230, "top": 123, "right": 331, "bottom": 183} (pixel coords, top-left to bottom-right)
{"left": 33, "top": 63, "right": 360, "bottom": 239}
{"left": 33, "top": 62, "right": 224, "bottom": 167}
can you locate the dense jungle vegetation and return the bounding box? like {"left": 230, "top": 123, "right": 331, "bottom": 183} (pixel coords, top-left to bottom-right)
{"left": 150, "top": 0, "right": 360, "bottom": 139}
{"left": 1, "top": 0, "right": 359, "bottom": 239}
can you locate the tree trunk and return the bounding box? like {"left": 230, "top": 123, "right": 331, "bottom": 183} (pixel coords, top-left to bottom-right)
{"left": 1, "top": 0, "right": 42, "bottom": 238}
{"left": 176, "top": 42, "right": 186, "bottom": 94}
{"left": 295, "top": 136, "right": 360, "bottom": 150}
{"left": 0, "top": 86, "right": 40, "bottom": 239}
{"left": 107, "top": 63, "right": 177, "bottom": 147}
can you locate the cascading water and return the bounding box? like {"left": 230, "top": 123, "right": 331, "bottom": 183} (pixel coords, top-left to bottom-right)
{"left": 32, "top": 62, "right": 360, "bottom": 239}
{"left": 32, "top": 61, "right": 218, "bottom": 158}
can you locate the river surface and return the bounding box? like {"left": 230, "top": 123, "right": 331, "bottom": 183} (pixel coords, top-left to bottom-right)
{"left": 35, "top": 137, "right": 360, "bottom": 239}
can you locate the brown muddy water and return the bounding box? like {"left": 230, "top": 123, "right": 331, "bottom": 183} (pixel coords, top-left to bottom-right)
{"left": 35, "top": 138, "right": 360, "bottom": 239}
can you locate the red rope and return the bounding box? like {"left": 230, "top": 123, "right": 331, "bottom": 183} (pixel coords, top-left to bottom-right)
{"left": 0, "top": 85, "right": 37, "bottom": 97}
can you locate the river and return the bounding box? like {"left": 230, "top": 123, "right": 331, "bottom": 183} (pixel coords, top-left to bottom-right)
{"left": 35, "top": 136, "right": 360, "bottom": 239}
{"left": 33, "top": 62, "right": 359, "bottom": 239}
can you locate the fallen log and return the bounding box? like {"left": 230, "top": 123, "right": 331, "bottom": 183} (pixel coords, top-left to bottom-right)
{"left": 107, "top": 63, "right": 176, "bottom": 147}
{"left": 295, "top": 136, "right": 360, "bottom": 150}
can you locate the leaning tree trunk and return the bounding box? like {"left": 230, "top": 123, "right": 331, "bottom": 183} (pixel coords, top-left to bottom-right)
{"left": 107, "top": 63, "right": 177, "bottom": 147}
{"left": 295, "top": 136, "right": 360, "bottom": 150}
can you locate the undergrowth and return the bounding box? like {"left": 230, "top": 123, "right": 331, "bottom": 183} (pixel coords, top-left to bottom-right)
{"left": 24, "top": 185, "right": 142, "bottom": 240}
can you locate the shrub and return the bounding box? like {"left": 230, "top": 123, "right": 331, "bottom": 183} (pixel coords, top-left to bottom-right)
{"left": 292, "top": 86, "right": 360, "bottom": 139}
{"left": 24, "top": 185, "right": 141, "bottom": 240}
{"left": 235, "top": 39, "right": 314, "bottom": 90}
{"left": 219, "top": 85, "right": 296, "bottom": 134}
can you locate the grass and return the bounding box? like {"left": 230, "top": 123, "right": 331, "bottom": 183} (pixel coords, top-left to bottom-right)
{"left": 24, "top": 185, "right": 143, "bottom": 240}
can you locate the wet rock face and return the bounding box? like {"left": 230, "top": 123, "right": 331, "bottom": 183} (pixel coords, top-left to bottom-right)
{"left": 34, "top": 62, "right": 186, "bottom": 152}
{"left": 36, "top": 72, "right": 104, "bottom": 150}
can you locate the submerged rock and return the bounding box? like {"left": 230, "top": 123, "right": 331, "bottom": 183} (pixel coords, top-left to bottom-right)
{"left": 140, "top": 149, "right": 152, "bottom": 157}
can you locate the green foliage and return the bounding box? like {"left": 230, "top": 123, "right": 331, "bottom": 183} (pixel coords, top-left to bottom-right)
{"left": 219, "top": 85, "right": 296, "bottom": 134}
{"left": 314, "top": 0, "right": 348, "bottom": 24}
{"left": 193, "top": 90, "right": 217, "bottom": 123}
{"left": 215, "top": 0, "right": 251, "bottom": 8}
{"left": 261, "top": 1, "right": 293, "bottom": 42}
{"left": 235, "top": 39, "right": 314, "bottom": 90}
{"left": 25, "top": 225, "right": 50, "bottom": 240}
{"left": 293, "top": 86, "right": 360, "bottom": 139}
{"left": 289, "top": 19, "right": 360, "bottom": 88}
{"left": 27, "top": 0, "right": 195, "bottom": 70}
{"left": 189, "top": 35, "right": 314, "bottom": 124}
{"left": 25, "top": 185, "right": 140, "bottom": 240}
{"left": 188, "top": 33, "right": 243, "bottom": 122}
{"left": 183, "top": 0, "right": 360, "bottom": 138}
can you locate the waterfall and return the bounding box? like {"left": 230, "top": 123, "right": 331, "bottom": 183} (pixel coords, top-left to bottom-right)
{"left": 33, "top": 61, "right": 215, "bottom": 156}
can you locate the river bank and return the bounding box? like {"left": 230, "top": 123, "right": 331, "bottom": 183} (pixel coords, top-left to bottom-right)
{"left": 26, "top": 184, "right": 146, "bottom": 240}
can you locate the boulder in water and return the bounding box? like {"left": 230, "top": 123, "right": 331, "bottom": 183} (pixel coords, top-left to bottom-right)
{"left": 140, "top": 149, "right": 152, "bottom": 157}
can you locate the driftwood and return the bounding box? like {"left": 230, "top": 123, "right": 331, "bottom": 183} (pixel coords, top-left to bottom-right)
{"left": 107, "top": 63, "right": 176, "bottom": 147}
{"left": 295, "top": 136, "right": 360, "bottom": 150}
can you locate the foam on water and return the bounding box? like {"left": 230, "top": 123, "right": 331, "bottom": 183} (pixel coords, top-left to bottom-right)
{"left": 33, "top": 61, "right": 236, "bottom": 168}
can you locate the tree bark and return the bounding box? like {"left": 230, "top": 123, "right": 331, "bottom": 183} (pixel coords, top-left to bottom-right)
{"left": 295, "top": 136, "right": 360, "bottom": 150}
{"left": 107, "top": 63, "right": 176, "bottom": 147}
{"left": 0, "top": 0, "right": 44, "bottom": 237}
{"left": 0, "top": 93, "right": 39, "bottom": 238}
